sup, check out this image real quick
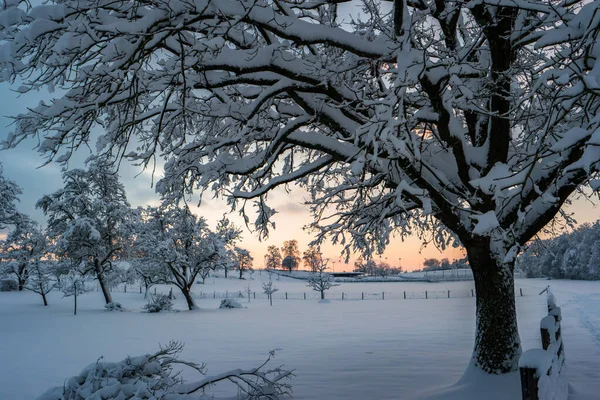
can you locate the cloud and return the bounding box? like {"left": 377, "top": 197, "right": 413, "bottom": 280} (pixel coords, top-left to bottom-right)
{"left": 274, "top": 201, "right": 307, "bottom": 215}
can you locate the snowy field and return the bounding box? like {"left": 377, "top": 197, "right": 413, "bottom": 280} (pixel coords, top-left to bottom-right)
{"left": 1, "top": 275, "right": 599, "bottom": 400}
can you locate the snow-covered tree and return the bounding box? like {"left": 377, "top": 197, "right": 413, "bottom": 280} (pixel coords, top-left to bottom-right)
{"left": 517, "top": 222, "right": 600, "bottom": 280}
{"left": 4, "top": 0, "right": 600, "bottom": 374}
{"left": 234, "top": 247, "right": 253, "bottom": 280}
{"left": 61, "top": 266, "right": 90, "bottom": 315}
{"left": 0, "top": 162, "right": 22, "bottom": 229}
{"left": 215, "top": 217, "right": 242, "bottom": 279}
{"left": 264, "top": 245, "right": 282, "bottom": 270}
{"left": 37, "top": 160, "right": 133, "bottom": 305}
{"left": 307, "top": 262, "right": 339, "bottom": 300}
{"left": 135, "top": 205, "right": 238, "bottom": 310}
{"left": 26, "top": 260, "right": 56, "bottom": 307}
{"left": 261, "top": 280, "right": 278, "bottom": 306}
{"left": 1, "top": 218, "right": 46, "bottom": 291}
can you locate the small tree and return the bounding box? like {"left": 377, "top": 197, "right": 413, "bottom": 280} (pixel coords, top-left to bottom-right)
{"left": 264, "top": 245, "right": 282, "bottom": 270}
{"left": 61, "top": 266, "right": 89, "bottom": 315}
{"left": 262, "top": 280, "right": 278, "bottom": 306}
{"left": 25, "top": 260, "right": 55, "bottom": 306}
{"left": 307, "top": 262, "right": 339, "bottom": 300}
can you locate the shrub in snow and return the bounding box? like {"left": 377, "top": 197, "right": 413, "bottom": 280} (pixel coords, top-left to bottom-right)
{"left": 104, "top": 302, "right": 125, "bottom": 312}
{"left": 142, "top": 294, "right": 174, "bottom": 313}
{"left": 0, "top": 279, "right": 18, "bottom": 291}
{"left": 219, "top": 298, "right": 244, "bottom": 309}
{"left": 36, "top": 341, "right": 293, "bottom": 400}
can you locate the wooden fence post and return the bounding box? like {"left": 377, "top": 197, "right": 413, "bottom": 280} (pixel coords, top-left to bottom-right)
{"left": 304, "top": 292, "right": 306, "bottom": 300}
{"left": 213, "top": 291, "right": 215, "bottom": 298}
{"left": 404, "top": 291, "right": 406, "bottom": 299}
{"left": 362, "top": 292, "right": 364, "bottom": 300}
{"left": 471, "top": 289, "right": 474, "bottom": 297}
{"left": 520, "top": 288, "right": 524, "bottom": 297}
{"left": 382, "top": 292, "right": 385, "bottom": 300}
{"left": 342, "top": 292, "right": 344, "bottom": 300}
{"left": 140, "top": 286, "right": 142, "bottom": 294}
{"left": 124, "top": 285, "right": 127, "bottom": 293}
{"left": 154, "top": 287, "right": 157, "bottom": 295}
{"left": 448, "top": 290, "right": 450, "bottom": 298}
{"left": 254, "top": 292, "right": 256, "bottom": 299}
{"left": 285, "top": 292, "right": 288, "bottom": 300}
{"left": 520, "top": 368, "right": 539, "bottom": 400}
{"left": 425, "top": 291, "right": 428, "bottom": 299}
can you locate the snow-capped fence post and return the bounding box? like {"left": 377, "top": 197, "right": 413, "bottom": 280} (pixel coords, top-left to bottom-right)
{"left": 519, "top": 289, "right": 567, "bottom": 400}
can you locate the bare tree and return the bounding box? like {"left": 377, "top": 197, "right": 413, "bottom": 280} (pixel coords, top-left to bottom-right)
{"left": 262, "top": 281, "right": 279, "bottom": 306}
{"left": 264, "top": 245, "right": 282, "bottom": 270}
{"left": 302, "top": 245, "right": 323, "bottom": 273}
{"left": 3, "top": 0, "right": 600, "bottom": 374}
{"left": 307, "top": 262, "right": 340, "bottom": 300}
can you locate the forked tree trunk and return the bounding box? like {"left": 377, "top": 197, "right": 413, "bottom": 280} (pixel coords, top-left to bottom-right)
{"left": 181, "top": 286, "right": 197, "bottom": 310}
{"left": 467, "top": 241, "right": 522, "bottom": 374}
{"left": 94, "top": 258, "right": 113, "bottom": 304}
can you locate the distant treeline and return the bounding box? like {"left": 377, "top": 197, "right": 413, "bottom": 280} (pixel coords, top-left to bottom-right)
{"left": 517, "top": 222, "right": 600, "bottom": 280}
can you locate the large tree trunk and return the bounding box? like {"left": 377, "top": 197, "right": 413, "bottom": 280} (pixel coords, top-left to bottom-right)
{"left": 467, "top": 241, "right": 522, "bottom": 374}
{"left": 239, "top": 268, "right": 243, "bottom": 279}
{"left": 224, "top": 266, "right": 228, "bottom": 278}
{"left": 94, "top": 258, "right": 113, "bottom": 304}
{"left": 181, "top": 286, "right": 197, "bottom": 310}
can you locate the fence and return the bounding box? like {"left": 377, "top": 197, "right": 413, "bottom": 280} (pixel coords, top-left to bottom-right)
{"left": 519, "top": 288, "right": 567, "bottom": 400}
{"left": 106, "top": 285, "right": 534, "bottom": 301}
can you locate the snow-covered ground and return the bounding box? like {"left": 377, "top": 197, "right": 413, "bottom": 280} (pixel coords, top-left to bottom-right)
{"left": 0, "top": 275, "right": 598, "bottom": 399}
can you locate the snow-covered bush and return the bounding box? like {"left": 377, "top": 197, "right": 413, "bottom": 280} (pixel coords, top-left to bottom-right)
{"left": 219, "top": 298, "right": 244, "bottom": 309}
{"left": 104, "top": 302, "right": 125, "bottom": 312}
{"left": 142, "top": 294, "right": 174, "bottom": 313}
{"left": 36, "top": 341, "right": 293, "bottom": 400}
{"left": 0, "top": 279, "right": 18, "bottom": 291}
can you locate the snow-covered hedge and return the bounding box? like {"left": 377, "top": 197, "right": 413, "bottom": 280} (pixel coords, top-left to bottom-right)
{"left": 36, "top": 341, "right": 293, "bottom": 400}
{"left": 219, "top": 298, "right": 244, "bottom": 309}
{"left": 0, "top": 279, "right": 18, "bottom": 291}
{"left": 142, "top": 294, "right": 173, "bottom": 313}
{"left": 519, "top": 290, "right": 567, "bottom": 400}
{"left": 104, "top": 302, "right": 125, "bottom": 312}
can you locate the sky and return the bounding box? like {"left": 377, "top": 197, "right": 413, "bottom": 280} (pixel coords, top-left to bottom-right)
{"left": 1, "top": 2, "right": 599, "bottom": 271}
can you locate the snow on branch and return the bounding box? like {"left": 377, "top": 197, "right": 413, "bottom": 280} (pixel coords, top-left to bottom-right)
{"left": 37, "top": 341, "right": 294, "bottom": 400}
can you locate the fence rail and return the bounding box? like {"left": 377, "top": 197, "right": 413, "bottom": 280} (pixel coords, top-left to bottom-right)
{"left": 105, "top": 284, "right": 535, "bottom": 301}
{"left": 519, "top": 288, "right": 567, "bottom": 400}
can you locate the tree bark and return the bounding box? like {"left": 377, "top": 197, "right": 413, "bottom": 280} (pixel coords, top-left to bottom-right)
{"left": 467, "top": 241, "right": 522, "bottom": 374}
{"left": 181, "top": 286, "right": 197, "bottom": 310}
{"left": 321, "top": 290, "right": 324, "bottom": 300}
{"left": 94, "top": 258, "right": 113, "bottom": 304}
{"left": 40, "top": 283, "right": 48, "bottom": 306}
